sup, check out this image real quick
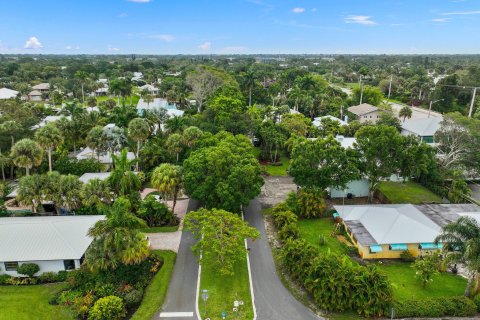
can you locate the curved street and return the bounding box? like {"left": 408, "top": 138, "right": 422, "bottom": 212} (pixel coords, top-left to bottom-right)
{"left": 244, "top": 198, "right": 322, "bottom": 320}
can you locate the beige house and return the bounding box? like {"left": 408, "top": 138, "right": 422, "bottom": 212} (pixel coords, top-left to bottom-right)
{"left": 32, "top": 83, "right": 50, "bottom": 93}
{"left": 28, "top": 90, "right": 43, "bottom": 101}
{"left": 347, "top": 103, "right": 382, "bottom": 123}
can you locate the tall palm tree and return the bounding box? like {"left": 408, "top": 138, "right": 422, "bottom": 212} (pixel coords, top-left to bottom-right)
{"left": 17, "top": 174, "right": 45, "bottom": 213}
{"left": 108, "top": 148, "right": 140, "bottom": 196}
{"left": 436, "top": 216, "right": 480, "bottom": 297}
{"left": 85, "top": 197, "right": 149, "bottom": 271}
{"left": 0, "top": 120, "right": 22, "bottom": 148}
{"left": 82, "top": 178, "right": 113, "bottom": 209}
{"left": 10, "top": 139, "right": 44, "bottom": 176}
{"left": 86, "top": 126, "right": 105, "bottom": 160}
{"left": 242, "top": 70, "right": 256, "bottom": 107}
{"left": 166, "top": 133, "right": 183, "bottom": 163}
{"left": 128, "top": 118, "right": 150, "bottom": 171}
{"left": 35, "top": 123, "right": 63, "bottom": 172}
{"left": 151, "top": 163, "right": 183, "bottom": 212}
{"left": 182, "top": 126, "right": 203, "bottom": 148}
{"left": 75, "top": 71, "right": 89, "bottom": 104}
{"left": 399, "top": 106, "right": 413, "bottom": 122}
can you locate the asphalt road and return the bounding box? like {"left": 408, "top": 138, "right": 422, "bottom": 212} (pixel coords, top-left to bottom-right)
{"left": 244, "top": 198, "right": 322, "bottom": 320}
{"left": 155, "top": 199, "right": 199, "bottom": 320}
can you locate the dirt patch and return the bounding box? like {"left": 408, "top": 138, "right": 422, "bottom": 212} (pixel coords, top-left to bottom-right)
{"left": 259, "top": 176, "right": 297, "bottom": 208}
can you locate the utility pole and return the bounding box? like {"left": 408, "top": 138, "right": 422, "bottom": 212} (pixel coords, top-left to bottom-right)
{"left": 468, "top": 87, "right": 477, "bottom": 118}
{"left": 387, "top": 75, "right": 393, "bottom": 100}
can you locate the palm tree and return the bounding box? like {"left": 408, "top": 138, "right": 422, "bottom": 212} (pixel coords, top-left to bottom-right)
{"left": 399, "top": 106, "right": 413, "bottom": 122}
{"left": 10, "top": 139, "right": 44, "bottom": 176}
{"left": 436, "top": 216, "right": 480, "bottom": 297}
{"left": 0, "top": 150, "right": 9, "bottom": 181}
{"left": 242, "top": 70, "right": 256, "bottom": 107}
{"left": 85, "top": 197, "right": 149, "bottom": 271}
{"left": 75, "top": 71, "right": 89, "bottom": 103}
{"left": 0, "top": 120, "right": 22, "bottom": 148}
{"left": 182, "top": 126, "right": 203, "bottom": 148}
{"left": 86, "top": 126, "right": 105, "bottom": 160}
{"left": 166, "top": 133, "right": 183, "bottom": 163}
{"left": 17, "top": 174, "right": 45, "bottom": 213}
{"left": 35, "top": 123, "right": 63, "bottom": 172}
{"left": 82, "top": 178, "right": 113, "bottom": 209}
{"left": 128, "top": 118, "right": 150, "bottom": 171}
{"left": 108, "top": 148, "right": 140, "bottom": 196}
{"left": 109, "top": 79, "right": 123, "bottom": 107}
{"left": 151, "top": 163, "right": 183, "bottom": 212}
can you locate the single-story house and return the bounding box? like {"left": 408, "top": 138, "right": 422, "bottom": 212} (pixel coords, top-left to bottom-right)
{"left": 28, "top": 90, "right": 43, "bottom": 101}
{"left": 0, "top": 215, "right": 104, "bottom": 276}
{"left": 139, "top": 84, "right": 159, "bottom": 95}
{"left": 32, "top": 83, "right": 50, "bottom": 93}
{"left": 347, "top": 103, "right": 382, "bottom": 124}
{"left": 136, "top": 98, "right": 184, "bottom": 117}
{"left": 31, "top": 115, "right": 71, "bottom": 130}
{"left": 312, "top": 115, "right": 348, "bottom": 128}
{"left": 76, "top": 147, "right": 135, "bottom": 165}
{"left": 401, "top": 115, "right": 443, "bottom": 145}
{"left": 0, "top": 88, "right": 19, "bottom": 99}
{"left": 79, "top": 172, "right": 111, "bottom": 184}
{"left": 334, "top": 203, "right": 480, "bottom": 259}
{"left": 93, "top": 87, "right": 108, "bottom": 97}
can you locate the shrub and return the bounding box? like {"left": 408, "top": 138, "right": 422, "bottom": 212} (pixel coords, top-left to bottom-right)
{"left": 17, "top": 263, "right": 40, "bottom": 277}
{"left": 56, "top": 270, "right": 68, "bottom": 282}
{"left": 123, "top": 288, "right": 143, "bottom": 307}
{"left": 0, "top": 274, "right": 12, "bottom": 284}
{"left": 399, "top": 250, "right": 415, "bottom": 262}
{"left": 474, "top": 294, "right": 480, "bottom": 312}
{"left": 5, "top": 276, "right": 38, "bottom": 285}
{"left": 278, "top": 223, "right": 300, "bottom": 241}
{"left": 136, "top": 195, "right": 177, "bottom": 227}
{"left": 272, "top": 210, "right": 297, "bottom": 229}
{"left": 88, "top": 295, "right": 126, "bottom": 320}
{"left": 57, "top": 290, "right": 83, "bottom": 305}
{"left": 38, "top": 272, "right": 58, "bottom": 283}
{"left": 290, "top": 188, "right": 328, "bottom": 218}
{"left": 393, "top": 296, "right": 476, "bottom": 318}
{"left": 95, "top": 283, "right": 118, "bottom": 298}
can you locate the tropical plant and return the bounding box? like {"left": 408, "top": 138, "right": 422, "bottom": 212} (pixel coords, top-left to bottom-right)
{"left": 85, "top": 126, "right": 105, "bottom": 160}
{"left": 16, "top": 174, "right": 45, "bottom": 213}
{"left": 108, "top": 149, "right": 140, "bottom": 196}
{"left": 165, "top": 133, "right": 183, "bottom": 162}
{"left": 136, "top": 195, "right": 177, "bottom": 227}
{"left": 399, "top": 106, "right": 413, "bottom": 121}
{"left": 182, "top": 126, "right": 203, "bottom": 148}
{"left": 128, "top": 118, "right": 150, "bottom": 171}
{"left": 82, "top": 178, "right": 113, "bottom": 209}
{"left": 436, "top": 216, "right": 480, "bottom": 297}
{"left": 151, "top": 163, "right": 183, "bottom": 212}
{"left": 413, "top": 252, "right": 440, "bottom": 287}
{"left": 17, "top": 263, "right": 40, "bottom": 277}
{"left": 88, "top": 295, "right": 126, "bottom": 320}
{"left": 85, "top": 197, "right": 149, "bottom": 271}
{"left": 35, "top": 122, "right": 63, "bottom": 172}
{"left": 10, "top": 139, "right": 44, "bottom": 176}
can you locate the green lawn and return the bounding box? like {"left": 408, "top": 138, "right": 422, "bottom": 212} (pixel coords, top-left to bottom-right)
{"left": 378, "top": 181, "right": 443, "bottom": 204}
{"left": 0, "top": 283, "right": 73, "bottom": 320}
{"left": 131, "top": 250, "right": 176, "bottom": 320}
{"left": 95, "top": 95, "right": 140, "bottom": 106}
{"left": 297, "top": 218, "right": 348, "bottom": 255}
{"left": 198, "top": 250, "right": 254, "bottom": 320}
{"left": 253, "top": 147, "right": 290, "bottom": 176}
{"left": 376, "top": 262, "right": 467, "bottom": 300}
{"left": 140, "top": 225, "right": 179, "bottom": 233}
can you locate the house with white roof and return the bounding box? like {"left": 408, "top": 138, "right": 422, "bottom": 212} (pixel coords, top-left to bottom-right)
{"left": 334, "top": 203, "right": 480, "bottom": 259}
{"left": 132, "top": 72, "right": 143, "bottom": 82}
{"left": 0, "top": 215, "right": 104, "bottom": 276}
{"left": 139, "top": 84, "right": 159, "bottom": 95}
{"left": 0, "top": 88, "right": 19, "bottom": 99}
{"left": 401, "top": 115, "right": 443, "bottom": 145}
{"left": 31, "top": 115, "right": 71, "bottom": 130}
{"left": 312, "top": 115, "right": 348, "bottom": 128}
{"left": 76, "top": 147, "right": 135, "bottom": 165}
{"left": 137, "top": 98, "right": 184, "bottom": 118}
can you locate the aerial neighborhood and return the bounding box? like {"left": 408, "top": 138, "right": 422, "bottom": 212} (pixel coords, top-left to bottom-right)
{"left": 1, "top": 1, "right": 480, "bottom": 320}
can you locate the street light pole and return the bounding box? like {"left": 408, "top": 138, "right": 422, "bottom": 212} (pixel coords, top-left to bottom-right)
{"left": 428, "top": 99, "right": 444, "bottom": 118}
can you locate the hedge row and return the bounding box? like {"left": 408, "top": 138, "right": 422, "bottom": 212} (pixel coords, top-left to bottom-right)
{"left": 280, "top": 238, "right": 393, "bottom": 317}
{"left": 393, "top": 296, "right": 477, "bottom": 318}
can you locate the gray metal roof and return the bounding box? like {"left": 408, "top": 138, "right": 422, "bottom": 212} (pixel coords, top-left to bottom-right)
{"left": 0, "top": 215, "right": 104, "bottom": 261}
{"left": 416, "top": 203, "right": 480, "bottom": 227}
{"left": 401, "top": 116, "right": 443, "bottom": 137}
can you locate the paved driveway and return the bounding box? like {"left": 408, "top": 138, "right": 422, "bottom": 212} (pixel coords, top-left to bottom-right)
{"left": 245, "top": 198, "right": 322, "bottom": 320}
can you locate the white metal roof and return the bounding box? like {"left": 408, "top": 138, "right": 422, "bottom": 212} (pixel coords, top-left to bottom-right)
{"left": 334, "top": 204, "right": 441, "bottom": 245}
{"left": 76, "top": 147, "right": 136, "bottom": 164}
{"left": 312, "top": 115, "right": 348, "bottom": 128}
{"left": 0, "top": 88, "right": 19, "bottom": 99}
{"left": 401, "top": 116, "right": 443, "bottom": 137}
{"left": 79, "top": 172, "right": 111, "bottom": 184}
{"left": 0, "top": 215, "right": 104, "bottom": 262}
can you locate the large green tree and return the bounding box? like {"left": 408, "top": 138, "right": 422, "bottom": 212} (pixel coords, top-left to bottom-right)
{"left": 183, "top": 133, "right": 263, "bottom": 212}
{"left": 85, "top": 197, "right": 149, "bottom": 271}
{"left": 184, "top": 208, "right": 260, "bottom": 275}
{"left": 289, "top": 136, "right": 360, "bottom": 192}
{"left": 35, "top": 123, "right": 63, "bottom": 172}
{"left": 10, "top": 138, "right": 44, "bottom": 176}
{"left": 151, "top": 163, "right": 183, "bottom": 213}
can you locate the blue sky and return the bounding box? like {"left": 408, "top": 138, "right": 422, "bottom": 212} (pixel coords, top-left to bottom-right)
{"left": 0, "top": 0, "right": 479, "bottom": 54}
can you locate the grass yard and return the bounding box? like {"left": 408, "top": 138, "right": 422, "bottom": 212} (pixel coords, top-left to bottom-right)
{"left": 140, "top": 225, "right": 179, "bottom": 233}
{"left": 0, "top": 283, "right": 73, "bottom": 320}
{"left": 95, "top": 95, "right": 140, "bottom": 106}
{"left": 198, "top": 249, "right": 254, "bottom": 320}
{"left": 297, "top": 218, "right": 348, "bottom": 255}
{"left": 253, "top": 147, "right": 290, "bottom": 176}
{"left": 131, "top": 250, "right": 177, "bottom": 320}
{"left": 378, "top": 181, "right": 443, "bottom": 204}
{"left": 376, "top": 262, "right": 467, "bottom": 300}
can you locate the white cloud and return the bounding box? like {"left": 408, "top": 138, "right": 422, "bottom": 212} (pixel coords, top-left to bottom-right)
{"left": 127, "top": 0, "right": 151, "bottom": 3}
{"left": 24, "top": 36, "right": 42, "bottom": 49}
{"left": 431, "top": 18, "right": 451, "bottom": 23}
{"left": 221, "top": 46, "right": 247, "bottom": 53}
{"left": 108, "top": 45, "right": 120, "bottom": 52}
{"left": 198, "top": 42, "right": 211, "bottom": 50}
{"left": 344, "top": 15, "right": 377, "bottom": 25}
{"left": 442, "top": 10, "right": 480, "bottom": 15}
{"left": 292, "top": 7, "right": 305, "bottom": 13}
{"left": 65, "top": 45, "right": 80, "bottom": 50}
{"left": 150, "top": 34, "right": 175, "bottom": 41}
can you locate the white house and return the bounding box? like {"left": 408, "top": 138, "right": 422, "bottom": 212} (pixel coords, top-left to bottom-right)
{"left": 132, "top": 72, "right": 143, "bottom": 82}
{"left": 0, "top": 215, "right": 104, "bottom": 276}
{"left": 312, "top": 115, "right": 348, "bottom": 128}
{"left": 76, "top": 147, "right": 136, "bottom": 165}
{"left": 139, "top": 84, "right": 159, "bottom": 95}
{"left": 347, "top": 103, "right": 383, "bottom": 124}
{"left": 401, "top": 116, "right": 443, "bottom": 145}
{"left": 31, "top": 115, "right": 71, "bottom": 130}
{"left": 32, "top": 83, "right": 50, "bottom": 93}
{"left": 0, "top": 88, "right": 19, "bottom": 99}
{"left": 136, "top": 98, "right": 184, "bottom": 117}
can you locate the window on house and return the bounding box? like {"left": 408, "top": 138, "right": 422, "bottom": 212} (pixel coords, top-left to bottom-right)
{"left": 4, "top": 261, "right": 18, "bottom": 271}
{"left": 63, "top": 260, "right": 75, "bottom": 270}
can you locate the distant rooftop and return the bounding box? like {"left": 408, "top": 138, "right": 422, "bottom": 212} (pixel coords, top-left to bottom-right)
{"left": 347, "top": 103, "right": 378, "bottom": 116}
{"left": 401, "top": 116, "right": 443, "bottom": 137}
